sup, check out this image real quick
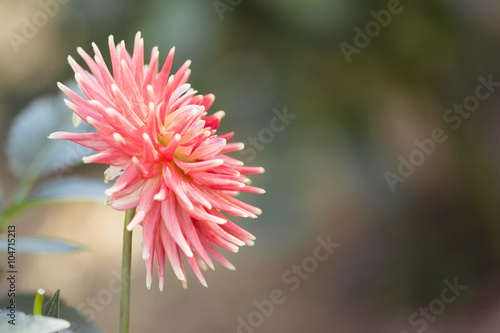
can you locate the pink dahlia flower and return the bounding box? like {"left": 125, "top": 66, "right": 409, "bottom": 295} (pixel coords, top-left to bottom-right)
{"left": 50, "top": 32, "right": 264, "bottom": 289}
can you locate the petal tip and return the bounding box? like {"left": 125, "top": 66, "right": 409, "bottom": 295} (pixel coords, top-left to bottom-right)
{"left": 72, "top": 113, "right": 83, "bottom": 127}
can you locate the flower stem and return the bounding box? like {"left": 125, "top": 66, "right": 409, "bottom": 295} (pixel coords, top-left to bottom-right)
{"left": 119, "top": 208, "right": 136, "bottom": 333}
{"left": 33, "top": 288, "right": 45, "bottom": 316}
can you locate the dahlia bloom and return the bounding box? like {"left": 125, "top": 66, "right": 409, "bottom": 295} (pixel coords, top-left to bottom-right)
{"left": 50, "top": 32, "right": 264, "bottom": 289}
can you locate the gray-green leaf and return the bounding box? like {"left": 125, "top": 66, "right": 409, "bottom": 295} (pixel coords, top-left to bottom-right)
{"left": 5, "top": 82, "right": 95, "bottom": 180}
{"left": 0, "top": 237, "right": 82, "bottom": 254}
{"left": 29, "top": 177, "right": 109, "bottom": 202}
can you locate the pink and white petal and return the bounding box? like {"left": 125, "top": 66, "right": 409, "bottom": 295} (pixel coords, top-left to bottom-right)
{"left": 126, "top": 178, "right": 160, "bottom": 230}
{"left": 160, "top": 222, "right": 186, "bottom": 281}
{"left": 107, "top": 187, "right": 141, "bottom": 210}
{"left": 82, "top": 148, "right": 130, "bottom": 166}
{"left": 221, "top": 142, "right": 245, "bottom": 153}
{"left": 203, "top": 110, "right": 225, "bottom": 130}
{"left": 219, "top": 218, "right": 256, "bottom": 245}
{"left": 104, "top": 166, "right": 124, "bottom": 183}
{"left": 144, "top": 47, "right": 159, "bottom": 92}
{"left": 184, "top": 252, "right": 207, "bottom": 287}
{"left": 161, "top": 194, "right": 193, "bottom": 258}
{"left": 233, "top": 166, "right": 265, "bottom": 175}
{"left": 131, "top": 32, "right": 145, "bottom": 88}
{"left": 154, "top": 231, "right": 166, "bottom": 290}
{"left": 142, "top": 203, "right": 162, "bottom": 289}
{"left": 216, "top": 154, "right": 244, "bottom": 166}
{"left": 175, "top": 206, "right": 214, "bottom": 270}
{"left": 174, "top": 158, "right": 224, "bottom": 175}
{"left": 237, "top": 185, "right": 266, "bottom": 194}
{"left": 188, "top": 137, "right": 226, "bottom": 160}
{"left": 154, "top": 47, "right": 175, "bottom": 99}
{"left": 172, "top": 60, "right": 192, "bottom": 89}
{"left": 162, "top": 163, "right": 194, "bottom": 211}
{"left": 141, "top": 201, "right": 161, "bottom": 260}
{"left": 106, "top": 166, "right": 141, "bottom": 195}
{"left": 197, "top": 225, "right": 239, "bottom": 253}
{"left": 223, "top": 195, "right": 263, "bottom": 216}
{"left": 48, "top": 132, "right": 111, "bottom": 151}
{"left": 199, "top": 236, "right": 235, "bottom": 270}
{"left": 191, "top": 172, "right": 245, "bottom": 188}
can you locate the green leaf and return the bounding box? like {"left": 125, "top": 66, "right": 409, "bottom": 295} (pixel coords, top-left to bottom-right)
{"left": 0, "top": 311, "right": 70, "bottom": 333}
{"left": 29, "top": 177, "right": 109, "bottom": 202}
{"left": 0, "top": 237, "right": 83, "bottom": 254}
{"left": 42, "top": 289, "right": 60, "bottom": 319}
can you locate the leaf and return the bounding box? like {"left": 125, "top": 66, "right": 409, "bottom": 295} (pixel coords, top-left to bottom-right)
{"left": 1, "top": 294, "right": 105, "bottom": 333}
{"left": 5, "top": 81, "right": 95, "bottom": 180}
{"left": 42, "top": 289, "right": 60, "bottom": 318}
{"left": 29, "top": 176, "right": 109, "bottom": 202}
{"left": 0, "top": 237, "right": 82, "bottom": 254}
{"left": 0, "top": 310, "right": 70, "bottom": 333}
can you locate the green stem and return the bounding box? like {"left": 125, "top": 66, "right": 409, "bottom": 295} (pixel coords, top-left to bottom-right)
{"left": 119, "top": 208, "right": 136, "bottom": 333}
{"left": 0, "top": 199, "right": 73, "bottom": 233}
{"left": 0, "top": 202, "right": 27, "bottom": 233}
{"left": 33, "top": 288, "right": 45, "bottom": 315}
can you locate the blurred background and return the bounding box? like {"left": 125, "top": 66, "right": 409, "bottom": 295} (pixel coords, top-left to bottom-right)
{"left": 1, "top": 0, "right": 500, "bottom": 332}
